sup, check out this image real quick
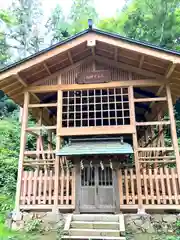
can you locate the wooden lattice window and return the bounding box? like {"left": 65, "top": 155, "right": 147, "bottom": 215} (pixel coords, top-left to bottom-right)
{"left": 62, "top": 88, "right": 130, "bottom": 127}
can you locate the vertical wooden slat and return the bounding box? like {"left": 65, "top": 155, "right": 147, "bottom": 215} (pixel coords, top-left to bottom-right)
{"left": 43, "top": 168, "right": 48, "bottom": 204}
{"left": 38, "top": 170, "right": 42, "bottom": 204}
{"left": 143, "top": 168, "right": 148, "bottom": 204}
{"left": 171, "top": 168, "right": 178, "bottom": 204}
{"left": 33, "top": 169, "right": 38, "bottom": 205}
{"left": 27, "top": 171, "right": 33, "bottom": 205}
{"left": 61, "top": 169, "right": 65, "bottom": 204}
{"left": 154, "top": 167, "right": 161, "bottom": 204}
{"left": 66, "top": 170, "right": 70, "bottom": 204}
{"left": 72, "top": 168, "right": 76, "bottom": 206}
{"left": 22, "top": 171, "right": 28, "bottom": 205}
{"left": 160, "top": 167, "right": 166, "bottom": 204}
{"left": 149, "top": 168, "right": 154, "bottom": 204}
{"left": 49, "top": 170, "right": 53, "bottom": 204}
{"left": 15, "top": 91, "right": 29, "bottom": 211}
{"left": 165, "top": 167, "right": 172, "bottom": 204}
{"left": 124, "top": 169, "right": 129, "bottom": 204}
{"left": 130, "top": 169, "right": 135, "bottom": 204}
{"left": 118, "top": 169, "right": 123, "bottom": 205}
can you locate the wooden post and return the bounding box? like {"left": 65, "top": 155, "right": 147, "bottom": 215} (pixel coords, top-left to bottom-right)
{"left": 166, "top": 84, "right": 180, "bottom": 185}
{"left": 129, "top": 86, "right": 143, "bottom": 212}
{"left": 53, "top": 74, "right": 62, "bottom": 213}
{"left": 15, "top": 91, "right": 29, "bottom": 212}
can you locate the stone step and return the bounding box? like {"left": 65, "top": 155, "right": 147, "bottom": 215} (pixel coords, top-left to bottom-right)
{"left": 62, "top": 236, "right": 126, "bottom": 240}
{"left": 71, "top": 221, "right": 119, "bottom": 230}
{"left": 72, "top": 214, "right": 119, "bottom": 222}
{"left": 69, "top": 229, "right": 120, "bottom": 237}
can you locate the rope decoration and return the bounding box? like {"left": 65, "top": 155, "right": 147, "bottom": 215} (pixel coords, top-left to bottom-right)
{"left": 90, "top": 160, "right": 93, "bottom": 168}
{"left": 100, "top": 161, "right": 104, "bottom": 170}
{"left": 80, "top": 160, "right": 84, "bottom": 170}
{"left": 109, "top": 159, "right": 113, "bottom": 169}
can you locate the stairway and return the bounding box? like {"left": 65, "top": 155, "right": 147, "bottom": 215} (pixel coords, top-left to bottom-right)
{"left": 62, "top": 214, "right": 126, "bottom": 240}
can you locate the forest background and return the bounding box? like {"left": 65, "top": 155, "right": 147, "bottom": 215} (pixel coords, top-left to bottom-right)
{"left": 0, "top": 0, "right": 180, "bottom": 238}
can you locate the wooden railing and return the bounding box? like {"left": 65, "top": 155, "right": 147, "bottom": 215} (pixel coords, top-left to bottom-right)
{"left": 118, "top": 166, "right": 180, "bottom": 209}
{"left": 20, "top": 168, "right": 75, "bottom": 209}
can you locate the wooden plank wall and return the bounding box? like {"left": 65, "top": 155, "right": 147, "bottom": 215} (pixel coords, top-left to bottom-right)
{"left": 20, "top": 168, "right": 75, "bottom": 208}
{"left": 118, "top": 166, "right": 180, "bottom": 206}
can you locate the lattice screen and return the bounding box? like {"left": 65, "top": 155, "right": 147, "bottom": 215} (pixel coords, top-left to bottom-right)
{"left": 62, "top": 88, "right": 130, "bottom": 127}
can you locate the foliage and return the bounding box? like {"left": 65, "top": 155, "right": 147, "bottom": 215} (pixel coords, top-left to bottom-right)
{"left": 98, "top": 0, "right": 180, "bottom": 51}
{"left": 24, "top": 219, "right": 42, "bottom": 233}
{"left": 176, "top": 220, "right": 180, "bottom": 235}
{"left": 9, "top": 0, "right": 44, "bottom": 58}
{"left": 46, "top": 4, "right": 70, "bottom": 44}
{"left": 69, "top": 0, "right": 98, "bottom": 34}
{"left": 0, "top": 10, "right": 13, "bottom": 68}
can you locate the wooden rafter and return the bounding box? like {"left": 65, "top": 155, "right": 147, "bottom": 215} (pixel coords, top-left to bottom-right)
{"left": 95, "top": 55, "right": 163, "bottom": 78}
{"left": 91, "top": 46, "right": 95, "bottom": 57}
{"left": 43, "top": 62, "right": 51, "bottom": 75}
{"left": 139, "top": 55, "right": 144, "bottom": 68}
{"left": 114, "top": 47, "right": 118, "bottom": 61}
{"left": 67, "top": 51, "right": 74, "bottom": 65}
{"left": 1, "top": 81, "right": 20, "bottom": 92}
{"left": 30, "top": 56, "right": 93, "bottom": 86}
{"left": 165, "top": 63, "right": 176, "bottom": 79}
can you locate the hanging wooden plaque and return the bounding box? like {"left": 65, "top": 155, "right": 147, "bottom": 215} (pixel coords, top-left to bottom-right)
{"left": 76, "top": 70, "right": 111, "bottom": 84}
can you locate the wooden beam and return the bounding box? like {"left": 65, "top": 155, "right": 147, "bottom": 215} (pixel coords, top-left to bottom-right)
{"left": 95, "top": 55, "right": 163, "bottom": 78}
{"left": 134, "top": 97, "right": 167, "bottom": 102}
{"left": 129, "top": 86, "right": 143, "bottom": 210}
{"left": 139, "top": 156, "right": 175, "bottom": 159}
{"left": 68, "top": 51, "right": 73, "bottom": 65}
{"left": 58, "top": 125, "right": 135, "bottom": 136}
{"left": 136, "top": 121, "right": 170, "bottom": 126}
{"left": 91, "top": 47, "right": 95, "bottom": 57}
{"left": 53, "top": 73, "right": 63, "bottom": 213}
{"left": 43, "top": 62, "right": 51, "bottom": 75}
{"left": 28, "top": 103, "right": 57, "bottom": 108}
{"left": 114, "top": 47, "right": 118, "bottom": 61}
{"left": 20, "top": 204, "right": 75, "bottom": 210}
{"left": 1, "top": 81, "right": 20, "bottom": 92}
{"left": 15, "top": 91, "right": 29, "bottom": 212}
{"left": 8, "top": 86, "right": 24, "bottom": 97}
{"left": 24, "top": 150, "right": 56, "bottom": 156}
{"left": 137, "top": 147, "right": 173, "bottom": 151}
{"left": 139, "top": 55, "right": 144, "bottom": 68}
{"left": 26, "top": 126, "right": 56, "bottom": 131}
{"left": 165, "top": 63, "right": 176, "bottom": 79}
{"left": 26, "top": 79, "right": 164, "bottom": 93}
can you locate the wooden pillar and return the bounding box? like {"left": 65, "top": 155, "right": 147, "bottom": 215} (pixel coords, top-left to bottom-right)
{"left": 166, "top": 84, "right": 180, "bottom": 184}
{"left": 53, "top": 74, "right": 62, "bottom": 213}
{"left": 129, "top": 86, "right": 143, "bottom": 211}
{"left": 15, "top": 91, "right": 29, "bottom": 212}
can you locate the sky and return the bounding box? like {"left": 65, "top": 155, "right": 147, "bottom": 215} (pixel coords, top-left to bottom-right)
{"left": 0, "top": 0, "right": 126, "bottom": 18}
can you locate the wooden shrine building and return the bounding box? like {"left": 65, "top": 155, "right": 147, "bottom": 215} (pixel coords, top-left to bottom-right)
{"left": 1, "top": 26, "right": 180, "bottom": 214}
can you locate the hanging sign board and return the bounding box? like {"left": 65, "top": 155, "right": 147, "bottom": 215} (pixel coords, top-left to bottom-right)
{"left": 76, "top": 70, "right": 111, "bottom": 84}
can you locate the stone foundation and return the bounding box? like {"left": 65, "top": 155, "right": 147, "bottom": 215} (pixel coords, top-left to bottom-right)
{"left": 9, "top": 212, "right": 180, "bottom": 240}
{"left": 10, "top": 211, "right": 66, "bottom": 237}
{"left": 125, "top": 214, "right": 180, "bottom": 239}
